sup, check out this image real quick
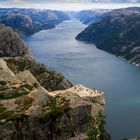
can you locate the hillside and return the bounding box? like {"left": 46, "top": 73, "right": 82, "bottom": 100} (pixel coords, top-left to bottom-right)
{"left": 75, "top": 9, "right": 110, "bottom": 24}
{"left": 0, "top": 8, "right": 70, "bottom": 36}
{"left": 76, "top": 7, "right": 140, "bottom": 66}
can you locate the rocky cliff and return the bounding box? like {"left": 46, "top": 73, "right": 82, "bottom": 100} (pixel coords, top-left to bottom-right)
{"left": 0, "top": 23, "right": 72, "bottom": 91}
{"left": 4, "top": 57, "right": 72, "bottom": 92}
{"left": 0, "top": 23, "right": 31, "bottom": 57}
{"left": 0, "top": 58, "right": 108, "bottom": 140}
{"left": 76, "top": 7, "right": 140, "bottom": 66}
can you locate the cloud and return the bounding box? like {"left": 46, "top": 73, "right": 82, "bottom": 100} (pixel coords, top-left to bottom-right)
{"left": 2, "top": 0, "right": 140, "bottom": 3}
{"left": 0, "top": 0, "right": 140, "bottom": 10}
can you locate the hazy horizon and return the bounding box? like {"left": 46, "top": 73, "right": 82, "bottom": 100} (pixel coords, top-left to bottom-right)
{"left": 0, "top": 0, "right": 140, "bottom": 11}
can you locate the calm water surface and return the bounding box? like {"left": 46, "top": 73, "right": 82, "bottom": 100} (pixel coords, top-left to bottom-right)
{"left": 24, "top": 20, "right": 140, "bottom": 140}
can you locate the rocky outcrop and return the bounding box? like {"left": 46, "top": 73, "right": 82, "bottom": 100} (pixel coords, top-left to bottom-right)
{"left": 0, "top": 24, "right": 31, "bottom": 58}
{"left": 0, "top": 58, "right": 107, "bottom": 140}
{"left": 0, "top": 22, "right": 71, "bottom": 91}
{"left": 76, "top": 7, "right": 140, "bottom": 66}
{"left": 4, "top": 57, "right": 72, "bottom": 92}
{"left": 0, "top": 8, "right": 70, "bottom": 36}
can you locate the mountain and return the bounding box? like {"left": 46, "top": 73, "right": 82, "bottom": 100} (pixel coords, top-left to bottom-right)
{"left": 76, "top": 7, "right": 140, "bottom": 66}
{"left": 74, "top": 9, "right": 110, "bottom": 24}
{"left": 0, "top": 23, "right": 31, "bottom": 57}
{"left": 0, "top": 8, "right": 70, "bottom": 36}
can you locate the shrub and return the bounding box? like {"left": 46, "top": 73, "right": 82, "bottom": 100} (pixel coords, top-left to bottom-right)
{"left": 0, "top": 104, "right": 6, "bottom": 113}
{"left": 87, "top": 111, "right": 111, "bottom": 140}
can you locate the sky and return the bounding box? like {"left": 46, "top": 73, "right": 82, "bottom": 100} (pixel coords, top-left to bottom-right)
{"left": 0, "top": 0, "right": 140, "bottom": 10}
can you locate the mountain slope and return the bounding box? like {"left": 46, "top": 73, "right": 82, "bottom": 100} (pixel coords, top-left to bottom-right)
{"left": 76, "top": 7, "right": 140, "bottom": 66}
{"left": 75, "top": 9, "right": 110, "bottom": 24}
{"left": 0, "top": 8, "right": 70, "bottom": 36}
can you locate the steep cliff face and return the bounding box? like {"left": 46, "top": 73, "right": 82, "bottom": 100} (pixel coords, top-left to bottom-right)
{"left": 0, "top": 58, "right": 107, "bottom": 140}
{"left": 76, "top": 7, "right": 140, "bottom": 66}
{"left": 0, "top": 24, "right": 31, "bottom": 58}
{"left": 0, "top": 8, "right": 70, "bottom": 36}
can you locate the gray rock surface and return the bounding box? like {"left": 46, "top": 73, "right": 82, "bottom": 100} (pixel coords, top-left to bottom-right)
{"left": 0, "top": 58, "right": 105, "bottom": 140}
{"left": 0, "top": 24, "right": 31, "bottom": 58}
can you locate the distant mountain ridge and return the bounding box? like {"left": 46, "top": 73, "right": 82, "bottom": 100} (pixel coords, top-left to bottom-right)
{"left": 76, "top": 7, "right": 140, "bottom": 66}
{"left": 74, "top": 9, "right": 110, "bottom": 24}
{"left": 0, "top": 8, "right": 70, "bottom": 36}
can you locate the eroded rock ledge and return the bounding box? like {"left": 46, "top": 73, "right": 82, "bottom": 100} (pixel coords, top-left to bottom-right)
{"left": 0, "top": 58, "right": 105, "bottom": 140}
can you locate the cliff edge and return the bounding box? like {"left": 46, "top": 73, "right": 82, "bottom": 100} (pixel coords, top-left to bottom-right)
{"left": 0, "top": 58, "right": 107, "bottom": 140}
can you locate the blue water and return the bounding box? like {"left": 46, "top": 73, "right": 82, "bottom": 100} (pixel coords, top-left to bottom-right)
{"left": 24, "top": 19, "right": 140, "bottom": 140}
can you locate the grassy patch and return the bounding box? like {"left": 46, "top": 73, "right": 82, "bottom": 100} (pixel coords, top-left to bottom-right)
{"left": 0, "top": 104, "right": 6, "bottom": 113}
{"left": 40, "top": 96, "right": 71, "bottom": 123}
{"left": 0, "top": 110, "right": 27, "bottom": 122}
{"left": 86, "top": 112, "right": 111, "bottom": 140}
{"left": 0, "top": 84, "right": 34, "bottom": 99}
{"left": 20, "top": 84, "right": 34, "bottom": 91}
{"left": 0, "top": 110, "right": 15, "bottom": 121}
{"left": 0, "top": 81, "right": 7, "bottom": 91}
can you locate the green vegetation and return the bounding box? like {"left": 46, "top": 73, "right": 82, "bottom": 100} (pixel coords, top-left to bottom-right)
{"left": 39, "top": 96, "right": 71, "bottom": 139}
{"left": 0, "top": 110, "right": 27, "bottom": 122}
{"left": 87, "top": 111, "right": 111, "bottom": 140}
{"left": 0, "top": 81, "right": 7, "bottom": 91}
{"left": 0, "top": 96, "right": 33, "bottom": 122}
{"left": 40, "top": 96, "right": 71, "bottom": 122}
{"left": 0, "top": 104, "right": 6, "bottom": 113}
{"left": 5, "top": 57, "right": 72, "bottom": 92}
{"left": 0, "top": 111, "right": 15, "bottom": 121}
{"left": 0, "top": 84, "right": 34, "bottom": 99}
{"left": 20, "top": 84, "right": 34, "bottom": 91}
